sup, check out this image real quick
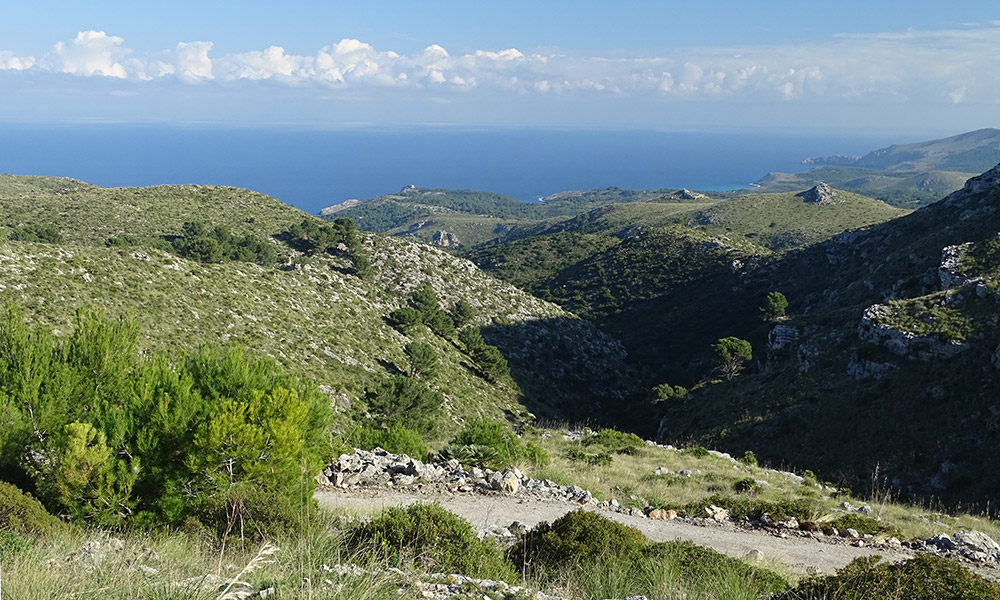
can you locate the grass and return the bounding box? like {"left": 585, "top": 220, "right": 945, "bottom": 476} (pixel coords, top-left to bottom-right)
{"left": 522, "top": 428, "right": 1000, "bottom": 544}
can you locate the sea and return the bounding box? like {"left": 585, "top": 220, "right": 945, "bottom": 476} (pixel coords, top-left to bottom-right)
{"left": 0, "top": 124, "right": 923, "bottom": 215}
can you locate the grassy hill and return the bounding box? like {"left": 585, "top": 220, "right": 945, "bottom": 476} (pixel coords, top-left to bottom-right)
{"left": 322, "top": 185, "right": 722, "bottom": 249}
{"left": 0, "top": 175, "right": 640, "bottom": 435}
{"left": 753, "top": 167, "right": 972, "bottom": 209}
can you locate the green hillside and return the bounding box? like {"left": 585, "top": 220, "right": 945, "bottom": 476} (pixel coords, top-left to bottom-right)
{"left": 0, "top": 175, "right": 639, "bottom": 434}
{"left": 753, "top": 167, "right": 972, "bottom": 208}
{"left": 651, "top": 165, "right": 1000, "bottom": 510}
{"left": 321, "top": 185, "right": 720, "bottom": 249}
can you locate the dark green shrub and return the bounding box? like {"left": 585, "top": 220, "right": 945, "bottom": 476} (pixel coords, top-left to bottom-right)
{"left": 351, "top": 424, "right": 427, "bottom": 459}
{"left": 448, "top": 419, "right": 549, "bottom": 469}
{"left": 364, "top": 375, "right": 444, "bottom": 435}
{"left": 438, "top": 443, "right": 499, "bottom": 469}
{"left": 0, "top": 481, "right": 63, "bottom": 535}
{"left": 738, "top": 450, "right": 758, "bottom": 467}
{"left": 684, "top": 446, "right": 710, "bottom": 458}
{"left": 774, "top": 554, "right": 1000, "bottom": 600}
{"left": 565, "top": 449, "right": 613, "bottom": 466}
{"left": 105, "top": 235, "right": 139, "bottom": 247}
{"left": 582, "top": 429, "right": 645, "bottom": 454}
{"left": 733, "top": 477, "right": 759, "bottom": 494}
{"left": 450, "top": 299, "right": 477, "bottom": 328}
{"left": 0, "top": 304, "right": 333, "bottom": 536}
{"left": 8, "top": 224, "right": 62, "bottom": 243}
{"left": 683, "top": 494, "right": 813, "bottom": 523}
{"left": 349, "top": 504, "right": 516, "bottom": 581}
{"left": 404, "top": 341, "right": 438, "bottom": 379}
{"left": 388, "top": 307, "right": 422, "bottom": 333}
{"left": 509, "top": 509, "right": 648, "bottom": 573}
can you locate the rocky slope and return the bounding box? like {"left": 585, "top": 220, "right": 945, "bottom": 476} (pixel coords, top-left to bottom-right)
{"left": 0, "top": 175, "right": 639, "bottom": 434}
{"left": 660, "top": 164, "right": 1000, "bottom": 510}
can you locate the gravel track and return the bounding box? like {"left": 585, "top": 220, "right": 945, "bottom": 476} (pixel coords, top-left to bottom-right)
{"left": 316, "top": 489, "right": 914, "bottom": 576}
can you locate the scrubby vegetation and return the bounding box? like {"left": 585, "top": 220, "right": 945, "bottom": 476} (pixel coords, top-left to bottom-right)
{"left": 348, "top": 503, "right": 517, "bottom": 581}
{"left": 0, "top": 303, "right": 332, "bottom": 537}
{"left": 510, "top": 510, "right": 788, "bottom": 599}
{"left": 170, "top": 220, "right": 277, "bottom": 265}
{"left": 776, "top": 554, "right": 1000, "bottom": 600}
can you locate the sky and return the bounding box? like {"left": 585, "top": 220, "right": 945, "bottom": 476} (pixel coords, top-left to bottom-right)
{"left": 1, "top": 1, "right": 999, "bottom": 132}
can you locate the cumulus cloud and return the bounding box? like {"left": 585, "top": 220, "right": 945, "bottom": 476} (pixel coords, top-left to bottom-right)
{"left": 0, "top": 51, "right": 34, "bottom": 70}
{"left": 4, "top": 24, "right": 1000, "bottom": 105}
{"left": 51, "top": 30, "right": 129, "bottom": 78}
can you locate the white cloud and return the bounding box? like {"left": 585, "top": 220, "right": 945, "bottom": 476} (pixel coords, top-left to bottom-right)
{"left": 174, "top": 42, "right": 214, "bottom": 81}
{"left": 9, "top": 24, "right": 1000, "bottom": 106}
{"left": 51, "top": 30, "right": 129, "bottom": 78}
{"left": 0, "top": 51, "right": 34, "bottom": 70}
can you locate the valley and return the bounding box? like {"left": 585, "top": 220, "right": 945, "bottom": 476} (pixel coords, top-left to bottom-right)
{"left": 4, "top": 128, "right": 1000, "bottom": 599}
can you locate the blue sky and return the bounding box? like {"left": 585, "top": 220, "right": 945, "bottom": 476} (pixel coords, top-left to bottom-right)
{"left": 2, "top": 1, "right": 999, "bottom": 132}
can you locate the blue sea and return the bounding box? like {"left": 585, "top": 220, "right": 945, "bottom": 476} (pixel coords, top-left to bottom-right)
{"left": 0, "top": 124, "right": 917, "bottom": 215}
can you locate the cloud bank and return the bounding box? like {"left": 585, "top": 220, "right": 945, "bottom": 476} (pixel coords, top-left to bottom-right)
{"left": 3, "top": 25, "right": 1000, "bottom": 106}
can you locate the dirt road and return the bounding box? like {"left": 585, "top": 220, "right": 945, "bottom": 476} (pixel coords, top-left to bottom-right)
{"left": 316, "top": 489, "right": 913, "bottom": 576}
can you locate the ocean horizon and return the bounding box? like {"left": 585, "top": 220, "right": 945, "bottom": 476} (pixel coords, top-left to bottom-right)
{"left": 0, "top": 124, "right": 925, "bottom": 215}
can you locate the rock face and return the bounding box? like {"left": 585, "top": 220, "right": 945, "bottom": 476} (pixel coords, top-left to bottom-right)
{"left": 677, "top": 188, "right": 706, "bottom": 200}
{"left": 432, "top": 230, "right": 460, "bottom": 247}
{"left": 858, "top": 303, "right": 970, "bottom": 360}
{"left": 939, "top": 243, "right": 974, "bottom": 290}
{"left": 799, "top": 182, "right": 837, "bottom": 204}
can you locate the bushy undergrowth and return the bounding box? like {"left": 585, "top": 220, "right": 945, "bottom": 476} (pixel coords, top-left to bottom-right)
{"left": 348, "top": 503, "right": 516, "bottom": 581}
{"left": 0, "top": 480, "right": 64, "bottom": 535}
{"left": 442, "top": 419, "right": 549, "bottom": 470}
{"left": 509, "top": 510, "right": 788, "bottom": 599}
{"left": 349, "top": 423, "right": 428, "bottom": 459}
{"left": 775, "top": 554, "right": 1000, "bottom": 600}
{"left": 581, "top": 428, "right": 645, "bottom": 455}
{"left": 0, "top": 303, "right": 333, "bottom": 537}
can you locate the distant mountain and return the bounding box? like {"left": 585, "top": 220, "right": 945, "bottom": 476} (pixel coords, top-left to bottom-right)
{"left": 756, "top": 129, "right": 1000, "bottom": 208}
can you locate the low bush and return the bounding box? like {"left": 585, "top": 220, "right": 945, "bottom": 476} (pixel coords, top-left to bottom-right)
{"left": 350, "top": 424, "right": 428, "bottom": 459}
{"left": 509, "top": 509, "right": 648, "bottom": 574}
{"left": 510, "top": 510, "right": 788, "bottom": 599}
{"left": 348, "top": 503, "right": 516, "bottom": 581}
{"left": 446, "top": 419, "right": 549, "bottom": 470}
{"left": 0, "top": 481, "right": 63, "bottom": 535}
{"left": 825, "top": 513, "right": 901, "bottom": 538}
{"left": 581, "top": 429, "right": 645, "bottom": 455}
{"left": 683, "top": 494, "right": 814, "bottom": 523}
{"left": 564, "top": 449, "right": 614, "bottom": 466}
{"left": 774, "top": 554, "right": 1000, "bottom": 600}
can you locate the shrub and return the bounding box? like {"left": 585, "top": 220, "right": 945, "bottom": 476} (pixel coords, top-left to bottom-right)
{"left": 404, "top": 341, "right": 438, "bottom": 379}
{"left": 738, "top": 450, "right": 758, "bottom": 467}
{"left": 582, "top": 429, "right": 645, "bottom": 455}
{"left": 509, "top": 509, "right": 648, "bottom": 574}
{"left": 825, "top": 513, "right": 901, "bottom": 538}
{"left": 683, "top": 494, "right": 813, "bottom": 523}
{"left": 733, "top": 477, "right": 759, "bottom": 495}
{"left": 448, "top": 419, "right": 549, "bottom": 469}
{"left": 684, "top": 446, "right": 710, "bottom": 458}
{"left": 8, "top": 224, "right": 62, "bottom": 243}
{"left": 364, "top": 375, "right": 444, "bottom": 435}
{"left": 774, "top": 554, "right": 1000, "bottom": 600}
{"left": 565, "top": 449, "right": 613, "bottom": 466}
{"left": 0, "top": 481, "right": 63, "bottom": 535}
{"left": 509, "top": 511, "right": 788, "bottom": 598}
{"left": 349, "top": 504, "right": 516, "bottom": 581}
{"left": 351, "top": 424, "right": 427, "bottom": 459}
{"left": 0, "top": 305, "right": 333, "bottom": 536}
{"left": 388, "top": 307, "right": 422, "bottom": 333}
